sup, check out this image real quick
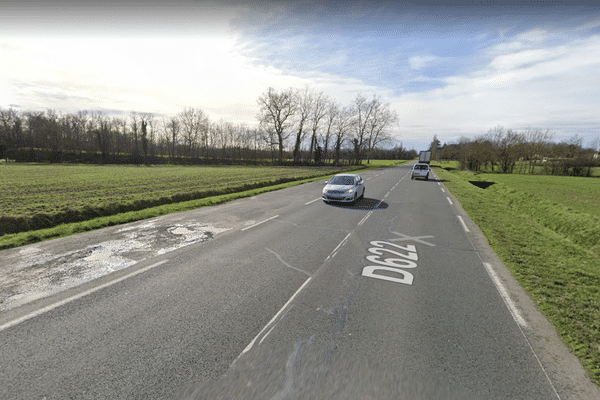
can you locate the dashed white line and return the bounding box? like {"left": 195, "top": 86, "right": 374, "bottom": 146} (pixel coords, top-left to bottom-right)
{"left": 241, "top": 215, "right": 279, "bottom": 231}
{"left": 446, "top": 197, "right": 453, "bottom": 205}
{"left": 237, "top": 276, "right": 313, "bottom": 358}
{"left": 326, "top": 232, "right": 352, "bottom": 261}
{"left": 358, "top": 211, "right": 373, "bottom": 227}
{"left": 457, "top": 215, "right": 470, "bottom": 232}
{"left": 0, "top": 259, "right": 170, "bottom": 332}
{"left": 305, "top": 198, "right": 321, "bottom": 205}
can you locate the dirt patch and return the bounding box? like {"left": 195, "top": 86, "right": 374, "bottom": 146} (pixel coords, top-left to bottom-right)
{"left": 0, "top": 222, "right": 229, "bottom": 312}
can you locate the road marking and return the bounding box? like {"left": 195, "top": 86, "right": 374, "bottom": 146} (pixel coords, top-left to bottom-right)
{"left": 483, "top": 263, "right": 527, "bottom": 328}
{"left": 305, "top": 198, "right": 321, "bottom": 205}
{"left": 457, "top": 215, "right": 470, "bottom": 232}
{"left": 326, "top": 232, "right": 352, "bottom": 261}
{"left": 358, "top": 211, "right": 373, "bottom": 227}
{"left": 237, "top": 276, "right": 312, "bottom": 358}
{"left": 0, "top": 259, "right": 169, "bottom": 332}
{"left": 446, "top": 197, "right": 453, "bottom": 205}
{"left": 441, "top": 188, "right": 445, "bottom": 193}
{"left": 387, "top": 231, "right": 436, "bottom": 247}
{"left": 241, "top": 215, "right": 279, "bottom": 231}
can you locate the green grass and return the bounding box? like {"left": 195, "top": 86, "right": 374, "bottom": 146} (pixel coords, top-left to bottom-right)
{"left": 432, "top": 161, "right": 600, "bottom": 385}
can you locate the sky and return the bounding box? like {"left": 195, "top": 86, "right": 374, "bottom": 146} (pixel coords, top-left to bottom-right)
{"left": 1, "top": 0, "right": 600, "bottom": 152}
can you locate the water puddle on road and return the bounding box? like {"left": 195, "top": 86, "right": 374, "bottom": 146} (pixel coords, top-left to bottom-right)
{"left": 0, "top": 222, "right": 230, "bottom": 312}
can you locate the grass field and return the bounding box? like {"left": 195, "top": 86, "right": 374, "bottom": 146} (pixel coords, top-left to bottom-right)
{"left": 0, "top": 160, "right": 404, "bottom": 249}
{"left": 0, "top": 163, "right": 358, "bottom": 246}
{"left": 433, "top": 161, "right": 600, "bottom": 386}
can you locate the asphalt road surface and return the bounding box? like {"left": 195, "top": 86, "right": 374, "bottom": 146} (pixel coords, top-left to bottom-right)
{"left": 1, "top": 163, "right": 598, "bottom": 399}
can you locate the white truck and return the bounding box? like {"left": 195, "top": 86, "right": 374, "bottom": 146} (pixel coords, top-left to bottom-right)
{"left": 418, "top": 151, "right": 431, "bottom": 164}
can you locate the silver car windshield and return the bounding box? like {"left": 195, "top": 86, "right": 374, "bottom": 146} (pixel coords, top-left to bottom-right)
{"left": 329, "top": 176, "right": 354, "bottom": 185}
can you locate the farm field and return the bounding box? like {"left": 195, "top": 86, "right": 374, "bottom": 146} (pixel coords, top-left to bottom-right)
{"left": 433, "top": 162, "right": 600, "bottom": 386}
{"left": 0, "top": 163, "right": 357, "bottom": 247}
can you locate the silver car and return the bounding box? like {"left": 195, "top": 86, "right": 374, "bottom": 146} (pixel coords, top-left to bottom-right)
{"left": 322, "top": 174, "right": 365, "bottom": 205}
{"left": 411, "top": 163, "right": 430, "bottom": 180}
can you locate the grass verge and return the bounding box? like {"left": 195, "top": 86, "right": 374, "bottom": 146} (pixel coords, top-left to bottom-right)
{"left": 432, "top": 161, "right": 600, "bottom": 385}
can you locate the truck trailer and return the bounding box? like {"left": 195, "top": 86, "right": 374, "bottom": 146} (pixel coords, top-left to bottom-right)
{"left": 418, "top": 151, "right": 431, "bottom": 164}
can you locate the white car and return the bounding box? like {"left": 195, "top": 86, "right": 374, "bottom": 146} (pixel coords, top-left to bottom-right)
{"left": 322, "top": 174, "right": 365, "bottom": 205}
{"left": 411, "top": 163, "right": 430, "bottom": 180}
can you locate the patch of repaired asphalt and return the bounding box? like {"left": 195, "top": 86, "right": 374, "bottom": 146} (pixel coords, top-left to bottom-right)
{"left": 0, "top": 221, "right": 229, "bottom": 312}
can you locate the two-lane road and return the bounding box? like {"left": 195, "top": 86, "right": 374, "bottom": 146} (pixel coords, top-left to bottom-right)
{"left": 1, "top": 164, "right": 597, "bottom": 399}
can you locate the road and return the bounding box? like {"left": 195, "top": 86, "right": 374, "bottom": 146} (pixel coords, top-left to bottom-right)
{"left": 0, "top": 163, "right": 598, "bottom": 399}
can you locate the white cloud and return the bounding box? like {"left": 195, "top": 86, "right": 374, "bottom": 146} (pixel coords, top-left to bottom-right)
{"left": 408, "top": 55, "right": 438, "bottom": 70}
{"left": 390, "top": 30, "right": 600, "bottom": 147}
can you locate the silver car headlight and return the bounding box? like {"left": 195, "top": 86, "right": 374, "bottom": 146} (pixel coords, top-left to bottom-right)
{"left": 345, "top": 188, "right": 354, "bottom": 193}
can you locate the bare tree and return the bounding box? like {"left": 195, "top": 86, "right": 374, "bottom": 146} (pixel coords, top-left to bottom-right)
{"left": 291, "top": 86, "right": 313, "bottom": 163}
{"left": 487, "top": 126, "right": 525, "bottom": 173}
{"left": 523, "top": 128, "right": 553, "bottom": 173}
{"left": 306, "top": 91, "right": 329, "bottom": 163}
{"left": 350, "top": 93, "right": 378, "bottom": 165}
{"left": 179, "top": 107, "right": 208, "bottom": 158}
{"left": 257, "top": 87, "right": 296, "bottom": 163}
{"left": 332, "top": 104, "right": 353, "bottom": 166}
{"left": 91, "top": 112, "right": 112, "bottom": 162}
{"left": 0, "top": 107, "right": 23, "bottom": 157}
{"left": 130, "top": 111, "right": 140, "bottom": 159}
{"left": 321, "top": 101, "right": 337, "bottom": 163}
{"left": 164, "top": 116, "right": 180, "bottom": 159}
{"left": 362, "top": 101, "right": 397, "bottom": 163}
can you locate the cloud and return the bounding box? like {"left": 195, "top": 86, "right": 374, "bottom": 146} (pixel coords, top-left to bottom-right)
{"left": 408, "top": 55, "right": 439, "bottom": 70}
{"left": 389, "top": 28, "right": 600, "bottom": 146}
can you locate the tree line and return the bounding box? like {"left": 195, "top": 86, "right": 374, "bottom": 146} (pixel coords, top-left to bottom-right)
{"left": 0, "top": 86, "right": 401, "bottom": 166}
{"left": 432, "top": 126, "right": 600, "bottom": 176}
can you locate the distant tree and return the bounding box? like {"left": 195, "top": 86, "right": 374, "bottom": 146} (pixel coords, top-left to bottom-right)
{"left": 321, "top": 100, "right": 337, "bottom": 163}
{"left": 0, "top": 107, "right": 23, "bottom": 155}
{"left": 165, "top": 116, "right": 180, "bottom": 159}
{"left": 291, "top": 86, "right": 313, "bottom": 163}
{"left": 306, "top": 90, "right": 329, "bottom": 163}
{"left": 257, "top": 87, "right": 296, "bottom": 163}
{"left": 487, "top": 126, "right": 525, "bottom": 173}
{"left": 179, "top": 107, "right": 209, "bottom": 158}
{"left": 92, "top": 112, "right": 112, "bottom": 162}
{"left": 130, "top": 111, "right": 140, "bottom": 159}
{"left": 364, "top": 100, "right": 398, "bottom": 163}
{"left": 350, "top": 93, "right": 378, "bottom": 165}
{"left": 141, "top": 119, "right": 149, "bottom": 165}
{"left": 429, "top": 135, "right": 441, "bottom": 162}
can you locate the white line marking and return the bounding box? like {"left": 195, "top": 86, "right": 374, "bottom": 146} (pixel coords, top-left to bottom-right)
{"left": 447, "top": 198, "right": 561, "bottom": 398}
{"left": 326, "top": 232, "right": 352, "bottom": 261}
{"left": 483, "top": 263, "right": 527, "bottom": 327}
{"left": 305, "top": 198, "right": 321, "bottom": 205}
{"left": 441, "top": 188, "right": 445, "bottom": 193}
{"left": 446, "top": 197, "right": 453, "bottom": 205}
{"left": 358, "top": 211, "right": 373, "bottom": 227}
{"left": 258, "top": 324, "right": 277, "bottom": 346}
{"left": 238, "top": 276, "right": 312, "bottom": 357}
{"left": 457, "top": 215, "right": 470, "bottom": 232}
{"left": 241, "top": 215, "right": 279, "bottom": 231}
{"left": 0, "top": 259, "right": 169, "bottom": 332}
